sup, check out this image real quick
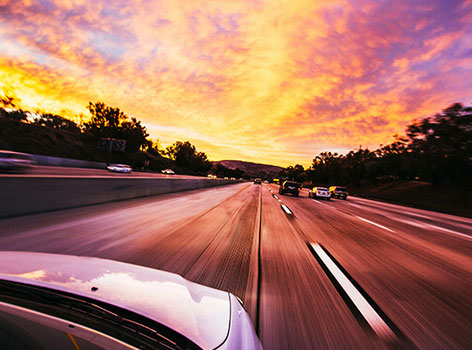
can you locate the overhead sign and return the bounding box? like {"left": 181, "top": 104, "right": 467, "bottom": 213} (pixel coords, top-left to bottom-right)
{"left": 99, "top": 138, "right": 127, "bottom": 152}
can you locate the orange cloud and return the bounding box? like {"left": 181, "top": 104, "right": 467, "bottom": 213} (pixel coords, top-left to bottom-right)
{"left": 0, "top": 0, "right": 471, "bottom": 167}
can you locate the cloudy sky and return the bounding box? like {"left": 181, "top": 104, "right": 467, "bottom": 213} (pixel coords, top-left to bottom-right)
{"left": 1, "top": 0, "right": 471, "bottom": 166}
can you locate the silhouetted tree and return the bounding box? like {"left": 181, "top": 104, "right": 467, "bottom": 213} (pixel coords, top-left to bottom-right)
{"left": 405, "top": 103, "right": 472, "bottom": 185}
{"left": 33, "top": 113, "right": 80, "bottom": 132}
{"left": 85, "top": 102, "right": 150, "bottom": 151}
{"left": 303, "top": 103, "right": 472, "bottom": 187}
{"left": 279, "top": 164, "right": 306, "bottom": 182}
{"left": 165, "top": 141, "right": 212, "bottom": 174}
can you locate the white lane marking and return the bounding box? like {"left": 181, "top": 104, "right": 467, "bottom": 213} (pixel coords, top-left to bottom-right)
{"left": 348, "top": 203, "right": 362, "bottom": 209}
{"left": 310, "top": 243, "right": 395, "bottom": 340}
{"left": 391, "top": 218, "right": 472, "bottom": 241}
{"left": 278, "top": 200, "right": 283, "bottom": 203}
{"left": 395, "top": 218, "right": 426, "bottom": 229}
{"left": 314, "top": 200, "right": 322, "bottom": 204}
{"left": 427, "top": 224, "right": 472, "bottom": 241}
{"left": 273, "top": 195, "right": 279, "bottom": 199}
{"left": 281, "top": 204, "right": 292, "bottom": 214}
{"left": 357, "top": 216, "right": 394, "bottom": 233}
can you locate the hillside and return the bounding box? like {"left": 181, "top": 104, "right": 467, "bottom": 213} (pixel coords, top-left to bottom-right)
{"left": 0, "top": 117, "right": 184, "bottom": 173}
{"left": 214, "top": 160, "right": 283, "bottom": 178}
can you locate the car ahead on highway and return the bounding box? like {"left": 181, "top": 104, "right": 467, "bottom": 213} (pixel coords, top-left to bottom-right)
{"left": 254, "top": 178, "right": 262, "bottom": 184}
{"left": 161, "top": 169, "right": 175, "bottom": 175}
{"left": 0, "top": 252, "right": 263, "bottom": 350}
{"left": 329, "top": 186, "right": 348, "bottom": 199}
{"left": 107, "top": 163, "right": 132, "bottom": 173}
{"left": 279, "top": 181, "right": 301, "bottom": 196}
{"left": 309, "top": 187, "right": 331, "bottom": 200}
{"left": 0, "top": 150, "right": 34, "bottom": 173}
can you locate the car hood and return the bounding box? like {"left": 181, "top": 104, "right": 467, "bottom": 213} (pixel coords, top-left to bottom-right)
{"left": 0, "top": 252, "right": 230, "bottom": 349}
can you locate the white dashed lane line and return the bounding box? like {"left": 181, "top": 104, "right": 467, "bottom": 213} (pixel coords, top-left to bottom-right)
{"left": 384, "top": 217, "right": 472, "bottom": 241}
{"left": 281, "top": 204, "right": 292, "bottom": 215}
{"left": 309, "top": 243, "right": 397, "bottom": 341}
{"left": 357, "top": 216, "right": 395, "bottom": 233}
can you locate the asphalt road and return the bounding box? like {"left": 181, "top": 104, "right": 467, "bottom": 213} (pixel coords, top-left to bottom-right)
{"left": 1, "top": 183, "right": 471, "bottom": 349}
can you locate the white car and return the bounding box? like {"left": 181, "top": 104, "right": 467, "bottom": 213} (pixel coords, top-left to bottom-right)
{"left": 107, "top": 163, "right": 132, "bottom": 173}
{"left": 161, "top": 169, "right": 175, "bottom": 175}
{"left": 309, "top": 186, "right": 331, "bottom": 200}
{"left": 0, "top": 252, "right": 262, "bottom": 350}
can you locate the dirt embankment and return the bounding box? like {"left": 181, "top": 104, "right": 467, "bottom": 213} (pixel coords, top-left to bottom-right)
{"left": 349, "top": 181, "right": 471, "bottom": 218}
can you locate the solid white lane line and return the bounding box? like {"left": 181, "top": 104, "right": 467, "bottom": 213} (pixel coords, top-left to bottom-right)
{"left": 281, "top": 204, "right": 292, "bottom": 214}
{"left": 310, "top": 243, "right": 395, "bottom": 340}
{"left": 427, "top": 224, "right": 472, "bottom": 241}
{"left": 390, "top": 218, "right": 472, "bottom": 241}
{"left": 357, "top": 216, "right": 394, "bottom": 233}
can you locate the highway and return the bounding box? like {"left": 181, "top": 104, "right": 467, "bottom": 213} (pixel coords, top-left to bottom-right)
{"left": 0, "top": 165, "right": 205, "bottom": 178}
{"left": 0, "top": 182, "right": 471, "bottom": 349}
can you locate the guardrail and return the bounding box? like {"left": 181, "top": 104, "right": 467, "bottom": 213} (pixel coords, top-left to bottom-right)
{"left": 31, "top": 154, "right": 107, "bottom": 169}
{"left": 0, "top": 177, "right": 238, "bottom": 219}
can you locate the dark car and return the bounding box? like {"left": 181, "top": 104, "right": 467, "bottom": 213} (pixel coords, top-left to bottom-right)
{"left": 329, "top": 186, "right": 348, "bottom": 199}
{"left": 279, "top": 181, "right": 301, "bottom": 196}
{"left": 254, "top": 178, "right": 262, "bottom": 184}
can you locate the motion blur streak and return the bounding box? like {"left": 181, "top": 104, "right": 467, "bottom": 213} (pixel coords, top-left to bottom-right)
{"left": 0, "top": 183, "right": 471, "bottom": 349}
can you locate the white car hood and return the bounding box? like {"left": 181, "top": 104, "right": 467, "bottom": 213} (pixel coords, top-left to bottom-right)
{"left": 0, "top": 252, "right": 230, "bottom": 349}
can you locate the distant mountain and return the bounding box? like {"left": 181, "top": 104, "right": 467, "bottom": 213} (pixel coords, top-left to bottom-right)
{"left": 214, "top": 160, "right": 283, "bottom": 178}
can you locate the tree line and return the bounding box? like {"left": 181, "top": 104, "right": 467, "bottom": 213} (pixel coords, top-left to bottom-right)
{"left": 0, "top": 97, "right": 215, "bottom": 174}
{"left": 279, "top": 103, "right": 472, "bottom": 187}
{"left": 2, "top": 95, "right": 470, "bottom": 183}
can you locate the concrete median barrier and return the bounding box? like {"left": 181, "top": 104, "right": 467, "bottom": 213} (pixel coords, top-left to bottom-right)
{"left": 0, "top": 177, "right": 238, "bottom": 219}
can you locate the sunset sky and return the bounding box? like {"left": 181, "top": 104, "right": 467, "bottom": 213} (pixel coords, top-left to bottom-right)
{"left": 1, "top": 0, "right": 471, "bottom": 166}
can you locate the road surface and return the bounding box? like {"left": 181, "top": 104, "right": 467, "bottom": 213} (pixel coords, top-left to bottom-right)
{"left": 0, "top": 183, "right": 471, "bottom": 349}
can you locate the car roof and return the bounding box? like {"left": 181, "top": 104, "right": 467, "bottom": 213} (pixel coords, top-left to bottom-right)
{"left": 0, "top": 252, "right": 230, "bottom": 349}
